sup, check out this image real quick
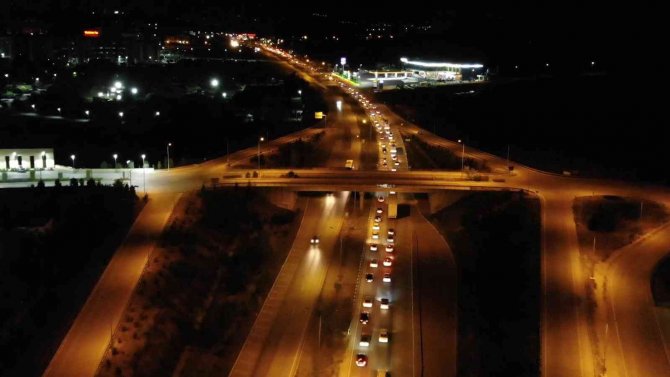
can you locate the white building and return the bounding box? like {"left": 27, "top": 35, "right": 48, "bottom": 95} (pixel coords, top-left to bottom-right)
{"left": 0, "top": 148, "right": 55, "bottom": 170}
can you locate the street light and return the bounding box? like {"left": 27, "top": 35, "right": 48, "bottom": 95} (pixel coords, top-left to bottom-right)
{"left": 166, "top": 143, "right": 172, "bottom": 171}
{"left": 210, "top": 78, "right": 219, "bottom": 88}
{"left": 155, "top": 111, "right": 160, "bottom": 117}
{"left": 114, "top": 81, "right": 123, "bottom": 89}
{"left": 130, "top": 87, "right": 138, "bottom": 95}
{"left": 57, "top": 107, "right": 61, "bottom": 113}
{"left": 298, "top": 89, "right": 302, "bottom": 96}
{"left": 113, "top": 154, "right": 118, "bottom": 169}
{"left": 141, "top": 154, "right": 146, "bottom": 194}
{"left": 458, "top": 139, "right": 465, "bottom": 173}
{"left": 222, "top": 92, "right": 227, "bottom": 98}
{"left": 85, "top": 110, "right": 90, "bottom": 117}
{"left": 258, "top": 137, "right": 264, "bottom": 170}
{"left": 118, "top": 111, "right": 124, "bottom": 118}
{"left": 71, "top": 154, "right": 76, "bottom": 169}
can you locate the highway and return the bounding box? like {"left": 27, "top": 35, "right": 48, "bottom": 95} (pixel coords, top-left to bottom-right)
{"left": 36, "top": 39, "right": 670, "bottom": 377}
{"left": 228, "top": 193, "right": 349, "bottom": 377}
{"left": 229, "top": 60, "right": 369, "bottom": 377}
{"left": 267, "top": 48, "right": 670, "bottom": 377}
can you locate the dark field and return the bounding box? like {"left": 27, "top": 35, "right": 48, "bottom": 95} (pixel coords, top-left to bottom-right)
{"left": 379, "top": 75, "right": 663, "bottom": 183}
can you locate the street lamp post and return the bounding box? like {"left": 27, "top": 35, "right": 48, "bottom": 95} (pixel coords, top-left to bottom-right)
{"left": 258, "top": 137, "right": 264, "bottom": 170}
{"left": 113, "top": 154, "right": 118, "bottom": 170}
{"left": 70, "top": 154, "right": 76, "bottom": 169}
{"left": 458, "top": 139, "right": 465, "bottom": 173}
{"left": 166, "top": 143, "right": 171, "bottom": 171}
{"left": 141, "top": 154, "right": 146, "bottom": 194}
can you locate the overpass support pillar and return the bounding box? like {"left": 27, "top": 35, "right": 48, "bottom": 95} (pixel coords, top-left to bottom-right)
{"left": 359, "top": 192, "right": 365, "bottom": 210}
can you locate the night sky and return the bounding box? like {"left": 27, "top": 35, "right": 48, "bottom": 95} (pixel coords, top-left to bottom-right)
{"left": 0, "top": 2, "right": 662, "bottom": 74}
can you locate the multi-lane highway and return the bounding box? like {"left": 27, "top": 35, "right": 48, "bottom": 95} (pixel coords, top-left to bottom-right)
{"left": 37, "top": 39, "right": 670, "bottom": 377}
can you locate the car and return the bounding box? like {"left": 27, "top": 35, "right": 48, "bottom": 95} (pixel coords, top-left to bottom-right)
{"left": 369, "top": 259, "right": 378, "bottom": 268}
{"left": 383, "top": 257, "right": 393, "bottom": 267}
{"left": 310, "top": 235, "right": 319, "bottom": 244}
{"left": 374, "top": 215, "right": 382, "bottom": 223}
{"left": 369, "top": 243, "right": 378, "bottom": 251}
{"left": 380, "top": 298, "right": 390, "bottom": 309}
{"left": 387, "top": 228, "right": 395, "bottom": 236}
{"left": 394, "top": 161, "right": 400, "bottom": 166}
{"left": 385, "top": 244, "right": 394, "bottom": 253}
{"left": 372, "top": 223, "right": 380, "bottom": 231}
{"left": 387, "top": 236, "right": 395, "bottom": 243}
{"left": 382, "top": 161, "right": 388, "bottom": 167}
{"left": 377, "top": 196, "right": 385, "bottom": 203}
{"left": 391, "top": 168, "right": 397, "bottom": 172}
{"left": 372, "top": 233, "right": 380, "bottom": 240}
{"left": 389, "top": 190, "right": 396, "bottom": 195}
{"left": 363, "top": 297, "right": 373, "bottom": 308}
{"left": 366, "top": 273, "right": 374, "bottom": 282}
{"left": 379, "top": 329, "right": 389, "bottom": 343}
{"left": 356, "top": 354, "right": 368, "bottom": 367}
{"left": 383, "top": 273, "right": 391, "bottom": 283}
{"left": 359, "top": 334, "right": 371, "bottom": 347}
{"left": 376, "top": 207, "right": 383, "bottom": 214}
{"left": 359, "top": 312, "right": 370, "bottom": 324}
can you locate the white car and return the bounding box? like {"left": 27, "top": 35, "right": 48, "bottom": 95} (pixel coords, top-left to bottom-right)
{"left": 376, "top": 207, "right": 383, "bottom": 214}
{"left": 383, "top": 257, "right": 393, "bottom": 267}
{"left": 310, "top": 235, "right": 319, "bottom": 244}
{"left": 380, "top": 298, "right": 390, "bottom": 310}
{"left": 387, "top": 228, "right": 395, "bottom": 236}
{"left": 383, "top": 273, "right": 391, "bottom": 283}
{"left": 369, "top": 243, "right": 378, "bottom": 252}
{"left": 379, "top": 329, "right": 389, "bottom": 343}
{"left": 363, "top": 297, "right": 373, "bottom": 308}
{"left": 372, "top": 223, "right": 380, "bottom": 231}
{"left": 372, "top": 233, "right": 380, "bottom": 240}
{"left": 360, "top": 334, "right": 371, "bottom": 347}
{"left": 385, "top": 244, "right": 394, "bottom": 253}
{"left": 369, "top": 259, "right": 378, "bottom": 268}
{"left": 387, "top": 236, "right": 394, "bottom": 243}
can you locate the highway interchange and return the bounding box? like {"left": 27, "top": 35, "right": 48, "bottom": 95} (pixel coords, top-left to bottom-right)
{"left": 38, "top": 42, "right": 670, "bottom": 377}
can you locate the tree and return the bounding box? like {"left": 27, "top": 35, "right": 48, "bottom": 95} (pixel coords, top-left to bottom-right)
{"left": 37, "top": 179, "right": 45, "bottom": 188}
{"left": 70, "top": 178, "right": 79, "bottom": 186}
